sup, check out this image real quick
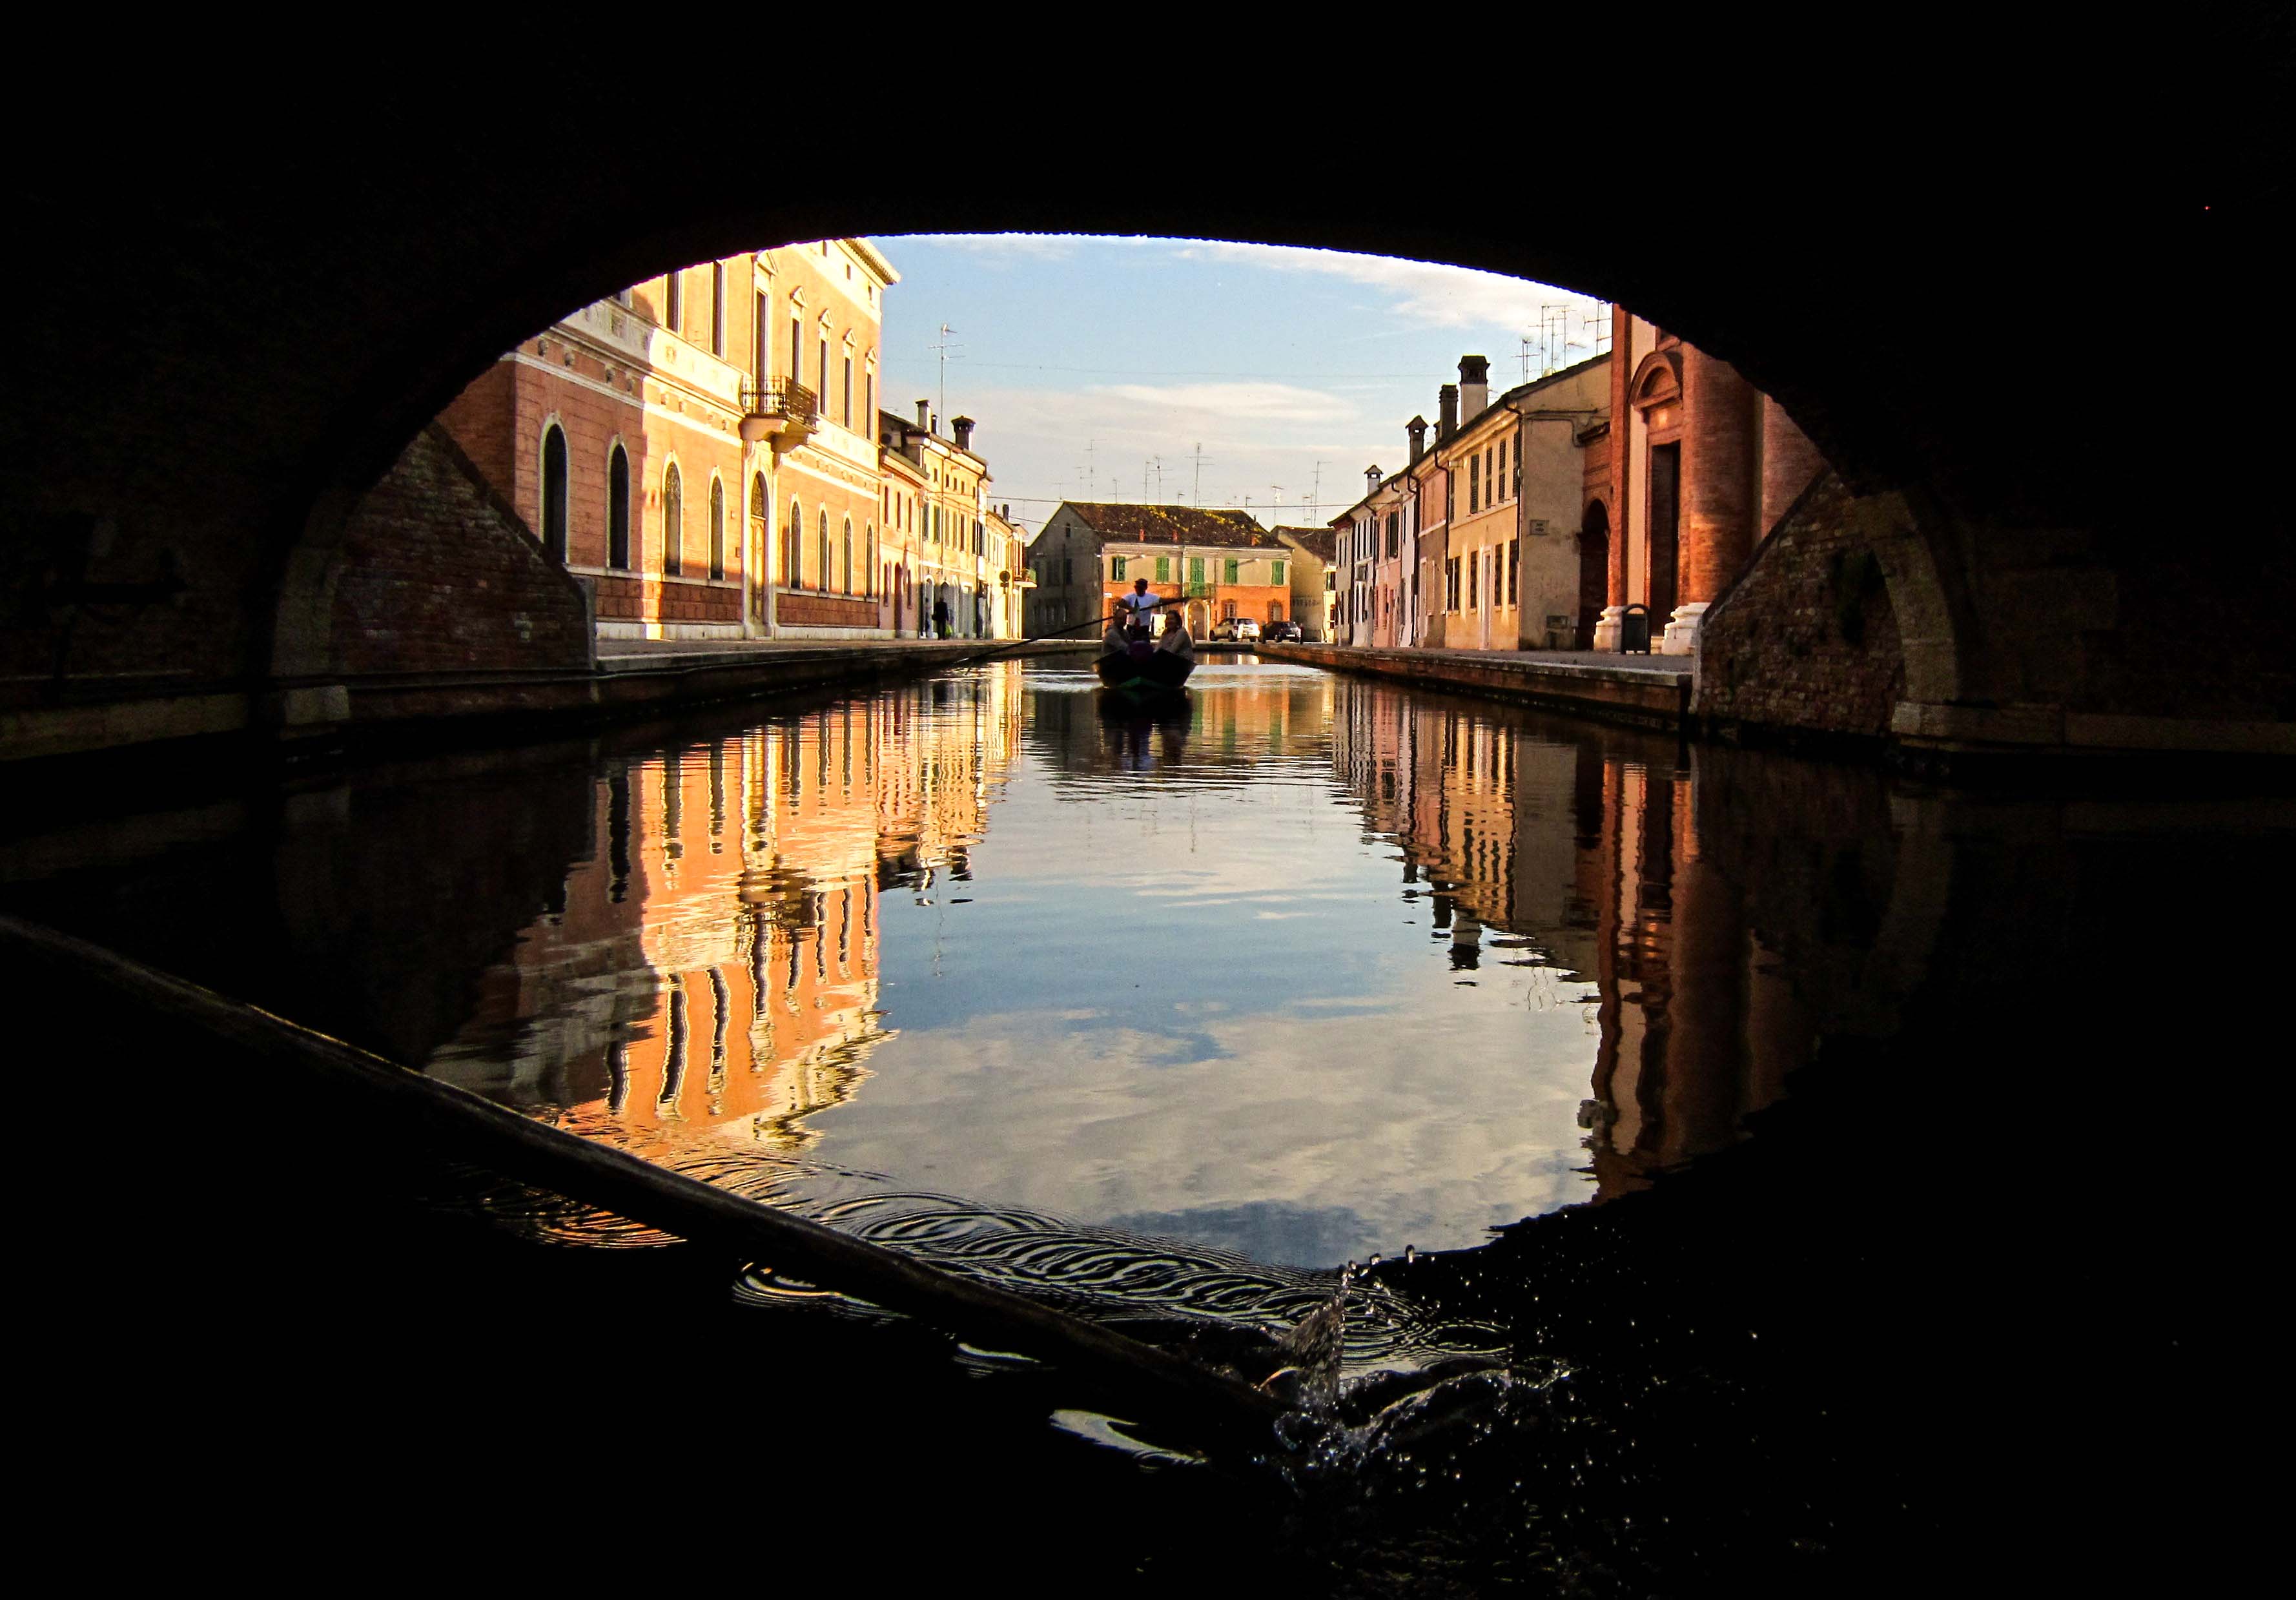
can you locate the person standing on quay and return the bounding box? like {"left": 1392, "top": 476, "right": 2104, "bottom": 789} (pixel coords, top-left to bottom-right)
{"left": 934, "top": 595, "right": 950, "bottom": 638}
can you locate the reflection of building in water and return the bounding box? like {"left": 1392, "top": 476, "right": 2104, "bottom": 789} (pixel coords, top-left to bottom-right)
{"left": 1330, "top": 681, "right": 1811, "bottom": 1200}
{"left": 431, "top": 669, "right": 1023, "bottom": 1152}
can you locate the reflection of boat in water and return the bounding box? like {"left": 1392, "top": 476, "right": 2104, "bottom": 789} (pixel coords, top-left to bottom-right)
{"left": 1094, "top": 642, "right": 1193, "bottom": 692}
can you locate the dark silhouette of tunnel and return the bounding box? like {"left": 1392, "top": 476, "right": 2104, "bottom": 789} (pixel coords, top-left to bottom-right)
{"left": 4, "top": 45, "right": 2290, "bottom": 755}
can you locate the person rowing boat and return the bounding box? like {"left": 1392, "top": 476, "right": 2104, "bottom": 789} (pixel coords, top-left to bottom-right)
{"left": 1095, "top": 583, "right": 1193, "bottom": 692}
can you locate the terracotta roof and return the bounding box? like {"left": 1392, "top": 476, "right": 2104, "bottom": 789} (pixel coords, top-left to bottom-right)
{"left": 1061, "top": 502, "right": 1285, "bottom": 548}
{"left": 1273, "top": 526, "right": 1336, "bottom": 561}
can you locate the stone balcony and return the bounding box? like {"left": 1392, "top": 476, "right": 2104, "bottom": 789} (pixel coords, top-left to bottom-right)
{"left": 739, "top": 379, "right": 819, "bottom": 451}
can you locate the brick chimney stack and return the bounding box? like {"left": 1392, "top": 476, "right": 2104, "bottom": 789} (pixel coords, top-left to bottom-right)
{"left": 952, "top": 415, "right": 975, "bottom": 452}
{"left": 1408, "top": 415, "right": 1428, "bottom": 463}
{"left": 1438, "top": 384, "right": 1459, "bottom": 442}
{"left": 1459, "top": 355, "right": 1490, "bottom": 423}
{"left": 916, "top": 399, "right": 931, "bottom": 430}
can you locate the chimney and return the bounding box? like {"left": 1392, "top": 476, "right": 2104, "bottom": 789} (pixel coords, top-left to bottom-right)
{"left": 1407, "top": 415, "right": 1428, "bottom": 463}
{"left": 1438, "top": 384, "right": 1459, "bottom": 442}
{"left": 916, "top": 399, "right": 930, "bottom": 429}
{"left": 1000, "top": 504, "right": 1010, "bottom": 519}
{"left": 952, "top": 415, "right": 976, "bottom": 452}
{"left": 1459, "top": 355, "right": 1490, "bottom": 423}
{"left": 1364, "top": 464, "right": 1382, "bottom": 495}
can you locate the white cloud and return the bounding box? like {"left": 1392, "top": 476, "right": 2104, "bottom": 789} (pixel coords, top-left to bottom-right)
{"left": 1175, "top": 240, "right": 1604, "bottom": 333}
{"left": 1095, "top": 382, "right": 1357, "bottom": 426}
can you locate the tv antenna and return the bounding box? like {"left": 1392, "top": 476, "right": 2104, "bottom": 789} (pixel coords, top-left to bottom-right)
{"left": 931, "top": 323, "right": 963, "bottom": 424}
{"left": 1191, "top": 443, "right": 1209, "bottom": 504}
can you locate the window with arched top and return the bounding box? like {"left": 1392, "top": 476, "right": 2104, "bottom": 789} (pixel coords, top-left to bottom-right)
{"left": 540, "top": 426, "right": 569, "bottom": 562}
{"left": 842, "top": 517, "right": 854, "bottom": 595}
{"left": 708, "top": 478, "right": 726, "bottom": 579}
{"left": 608, "top": 446, "right": 631, "bottom": 569}
{"left": 866, "top": 525, "right": 877, "bottom": 598}
{"left": 819, "top": 511, "right": 832, "bottom": 595}
{"left": 787, "top": 500, "right": 803, "bottom": 587}
{"left": 662, "top": 463, "right": 683, "bottom": 577}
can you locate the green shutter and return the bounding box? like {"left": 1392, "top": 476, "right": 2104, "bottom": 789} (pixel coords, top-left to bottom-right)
{"left": 1156, "top": 556, "right": 1170, "bottom": 581}
{"left": 1273, "top": 559, "right": 1286, "bottom": 585}
{"left": 1189, "top": 557, "right": 1205, "bottom": 584}
{"left": 1111, "top": 555, "right": 1126, "bottom": 579}
{"left": 1223, "top": 558, "right": 1239, "bottom": 584}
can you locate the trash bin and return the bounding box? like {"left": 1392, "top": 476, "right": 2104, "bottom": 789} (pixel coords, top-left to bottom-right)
{"left": 1620, "top": 602, "right": 1651, "bottom": 653}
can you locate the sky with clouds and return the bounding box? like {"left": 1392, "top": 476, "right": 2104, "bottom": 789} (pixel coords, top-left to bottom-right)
{"left": 872, "top": 236, "right": 1608, "bottom": 535}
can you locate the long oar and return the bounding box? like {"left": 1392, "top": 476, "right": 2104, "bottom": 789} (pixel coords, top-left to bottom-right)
{"left": 1, "top": 916, "right": 1284, "bottom": 1442}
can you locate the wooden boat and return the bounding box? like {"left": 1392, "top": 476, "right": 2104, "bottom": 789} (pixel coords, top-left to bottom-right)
{"left": 1095, "top": 642, "right": 1193, "bottom": 692}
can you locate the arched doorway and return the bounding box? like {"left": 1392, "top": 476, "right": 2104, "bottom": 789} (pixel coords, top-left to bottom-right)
{"left": 1577, "top": 500, "right": 1609, "bottom": 650}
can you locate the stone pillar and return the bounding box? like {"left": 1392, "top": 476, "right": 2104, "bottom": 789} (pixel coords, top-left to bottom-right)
{"left": 1595, "top": 305, "right": 1632, "bottom": 653}
{"left": 1759, "top": 395, "right": 1827, "bottom": 537}
{"left": 1665, "top": 346, "right": 1759, "bottom": 653}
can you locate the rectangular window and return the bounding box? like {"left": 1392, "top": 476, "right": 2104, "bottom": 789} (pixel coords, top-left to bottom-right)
{"left": 843, "top": 356, "right": 852, "bottom": 427}
{"left": 1497, "top": 438, "right": 1507, "bottom": 498}
{"left": 1469, "top": 549, "right": 1479, "bottom": 609}
{"left": 1189, "top": 557, "right": 1205, "bottom": 587}
{"left": 790, "top": 319, "right": 801, "bottom": 391}
{"left": 1224, "top": 557, "right": 1240, "bottom": 584}
{"left": 1111, "top": 555, "right": 1127, "bottom": 580}
{"left": 1512, "top": 440, "right": 1521, "bottom": 499}
{"left": 666, "top": 269, "right": 683, "bottom": 329}
{"left": 754, "top": 292, "right": 768, "bottom": 381}
{"left": 1508, "top": 539, "right": 1520, "bottom": 606}
{"left": 819, "top": 337, "right": 829, "bottom": 407}
{"left": 1469, "top": 455, "right": 1480, "bottom": 513}
{"left": 712, "top": 263, "right": 725, "bottom": 355}
{"left": 1156, "top": 556, "right": 1170, "bottom": 581}
{"left": 1272, "top": 559, "right": 1286, "bottom": 585}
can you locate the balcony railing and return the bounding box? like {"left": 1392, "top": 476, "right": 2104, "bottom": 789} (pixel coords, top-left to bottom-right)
{"left": 741, "top": 378, "right": 817, "bottom": 421}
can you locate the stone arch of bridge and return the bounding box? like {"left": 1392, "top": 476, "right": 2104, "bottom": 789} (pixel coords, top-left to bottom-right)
{"left": 18, "top": 132, "right": 2280, "bottom": 757}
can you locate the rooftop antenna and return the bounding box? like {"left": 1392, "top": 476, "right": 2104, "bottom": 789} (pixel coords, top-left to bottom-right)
{"left": 1588, "top": 302, "right": 1613, "bottom": 356}
{"left": 1268, "top": 486, "right": 1283, "bottom": 525}
{"left": 1085, "top": 438, "right": 1096, "bottom": 502}
{"left": 931, "top": 323, "right": 962, "bottom": 426}
{"left": 1191, "top": 443, "right": 1208, "bottom": 505}
{"left": 1310, "top": 459, "right": 1324, "bottom": 523}
{"left": 1519, "top": 335, "right": 1535, "bottom": 383}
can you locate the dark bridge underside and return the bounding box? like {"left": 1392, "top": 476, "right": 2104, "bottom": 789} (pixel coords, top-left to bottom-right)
{"left": 3, "top": 37, "right": 2289, "bottom": 761}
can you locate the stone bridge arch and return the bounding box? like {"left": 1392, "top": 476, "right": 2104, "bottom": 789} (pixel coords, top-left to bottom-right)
{"left": 6, "top": 85, "right": 2286, "bottom": 761}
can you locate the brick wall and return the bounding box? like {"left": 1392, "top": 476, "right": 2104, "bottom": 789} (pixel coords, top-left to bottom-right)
{"left": 327, "top": 424, "right": 593, "bottom": 675}
{"left": 1694, "top": 469, "right": 1903, "bottom": 741}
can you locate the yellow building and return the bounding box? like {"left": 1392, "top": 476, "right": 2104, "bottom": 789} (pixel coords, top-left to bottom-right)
{"left": 754, "top": 240, "right": 900, "bottom": 638}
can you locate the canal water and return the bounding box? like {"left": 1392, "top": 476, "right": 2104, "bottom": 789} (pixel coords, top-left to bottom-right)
{"left": 8, "top": 655, "right": 2287, "bottom": 1588}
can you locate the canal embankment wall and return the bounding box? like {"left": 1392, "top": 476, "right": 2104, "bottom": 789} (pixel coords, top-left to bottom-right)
{"left": 1259, "top": 644, "right": 1692, "bottom": 732}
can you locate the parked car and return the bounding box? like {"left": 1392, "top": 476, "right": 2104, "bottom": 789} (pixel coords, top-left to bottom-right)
{"left": 1233, "top": 619, "right": 1261, "bottom": 642}
{"left": 1262, "top": 620, "right": 1299, "bottom": 642}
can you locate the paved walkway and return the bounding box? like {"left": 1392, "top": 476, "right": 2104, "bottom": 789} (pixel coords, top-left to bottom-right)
{"left": 1265, "top": 642, "right": 1688, "bottom": 680}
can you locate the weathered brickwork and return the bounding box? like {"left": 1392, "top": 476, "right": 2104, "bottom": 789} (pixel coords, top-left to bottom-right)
{"left": 327, "top": 425, "right": 592, "bottom": 676}
{"left": 1693, "top": 470, "right": 1903, "bottom": 741}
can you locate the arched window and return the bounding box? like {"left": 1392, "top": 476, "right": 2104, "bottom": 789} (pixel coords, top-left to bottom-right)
{"left": 818, "top": 511, "right": 831, "bottom": 595}
{"left": 708, "top": 478, "right": 726, "bottom": 579}
{"left": 866, "top": 525, "right": 877, "bottom": 598}
{"left": 540, "top": 426, "right": 569, "bottom": 562}
{"left": 608, "top": 446, "right": 631, "bottom": 569}
{"left": 787, "top": 500, "right": 803, "bottom": 587}
{"left": 842, "top": 517, "right": 854, "bottom": 595}
{"left": 661, "top": 463, "right": 683, "bottom": 577}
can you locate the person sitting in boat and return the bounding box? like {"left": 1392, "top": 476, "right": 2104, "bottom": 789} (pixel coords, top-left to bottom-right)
{"left": 1102, "top": 612, "right": 1129, "bottom": 655}
{"left": 1118, "top": 577, "right": 1163, "bottom": 639}
{"left": 1157, "top": 612, "right": 1194, "bottom": 655}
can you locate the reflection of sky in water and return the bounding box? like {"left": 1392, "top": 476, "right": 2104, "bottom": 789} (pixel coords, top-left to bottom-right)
{"left": 812, "top": 661, "right": 1604, "bottom": 1264}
